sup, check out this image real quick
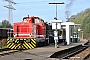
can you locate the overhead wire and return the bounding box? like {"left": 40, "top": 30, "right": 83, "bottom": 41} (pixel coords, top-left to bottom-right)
{"left": 14, "top": 1, "right": 52, "bottom": 9}
{"left": 17, "top": 1, "right": 49, "bottom": 4}
{"left": 14, "top": 0, "right": 59, "bottom": 6}
{"left": 16, "top": 0, "right": 50, "bottom": 5}
{"left": 13, "top": 0, "right": 57, "bottom": 15}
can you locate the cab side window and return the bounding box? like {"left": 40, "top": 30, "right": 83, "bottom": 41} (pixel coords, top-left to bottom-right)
{"left": 42, "top": 20, "right": 44, "bottom": 26}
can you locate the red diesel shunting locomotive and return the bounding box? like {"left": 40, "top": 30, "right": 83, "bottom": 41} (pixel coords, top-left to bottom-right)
{"left": 7, "top": 15, "right": 47, "bottom": 49}
{"left": 14, "top": 15, "right": 46, "bottom": 38}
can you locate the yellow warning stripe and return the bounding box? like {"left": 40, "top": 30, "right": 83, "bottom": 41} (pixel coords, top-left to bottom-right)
{"left": 22, "top": 45, "right": 25, "bottom": 49}
{"left": 20, "top": 39, "right": 23, "bottom": 40}
{"left": 10, "top": 38, "right": 13, "bottom": 40}
{"left": 15, "top": 44, "right": 20, "bottom": 49}
{"left": 7, "top": 39, "right": 12, "bottom": 44}
{"left": 18, "top": 46, "right": 20, "bottom": 49}
{"left": 15, "top": 40, "right": 18, "bottom": 43}
{"left": 17, "top": 41, "right": 19, "bottom": 44}
{"left": 24, "top": 39, "right": 26, "bottom": 40}
{"left": 7, "top": 38, "right": 36, "bottom": 49}
{"left": 16, "top": 39, "right": 19, "bottom": 40}
{"left": 31, "top": 39, "right": 36, "bottom": 44}
{"left": 7, "top": 40, "right": 10, "bottom": 44}
{"left": 24, "top": 41, "right": 31, "bottom": 49}
{"left": 31, "top": 42, "right": 36, "bottom": 47}
{"left": 25, "top": 43, "right": 32, "bottom": 49}
{"left": 28, "top": 43, "right": 34, "bottom": 49}
{"left": 9, "top": 43, "right": 14, "bottom": 48}
{"left": 11, "top": 44, "right": 16, "bottom": 49}
{"left": 23, "top": 44, "right": 28, "bottom": 49}
{"left": 34, "top": 38, "right": 36, "bottom": 43}
{"left": 7, "top": 39, "right": 9, "bottom": 41}
{"left": 7, "top": 43, "right": 11, "bottom": 47}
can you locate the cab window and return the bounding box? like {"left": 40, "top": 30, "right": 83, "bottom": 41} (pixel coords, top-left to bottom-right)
{"left": 23, "top": 18, "right": 28, "bottom": 22}
{"left": 42, "top": 20, "right": 44, "bottom": 26}
{"left": 35, "top": 19, "right": 40, "bottom": 24}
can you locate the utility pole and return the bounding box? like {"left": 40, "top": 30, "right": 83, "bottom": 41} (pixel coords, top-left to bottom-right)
{"left": 4, "top": 0, "right": 16, "bottom": 25}
{"left": 49, "top": 2, "right": 64, "bottom": 48}
{"left": 49, "top": 2, "right": 64, "bottom": 20}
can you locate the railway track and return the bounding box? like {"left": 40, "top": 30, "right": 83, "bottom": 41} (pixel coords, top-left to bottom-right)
{"left": 50, "top": 40, "right": 90, "bottom": 60}
{"left": 69, "top": 40, "right": 90, "bottom": 60}
{"left": 0, "top": 48, "right": 19, "bottom": 57}
{"left": 83, "top": 54, "right": 90, "bottom": 60}
{"left": 67, "top": 46, "right": 90, "bottom": 60}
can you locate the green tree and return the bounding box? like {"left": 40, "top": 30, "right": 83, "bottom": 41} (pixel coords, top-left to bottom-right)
{"left": 68, "top": 8, "right": 90, "bottom": 39}
{"left": 0, "top": 20, "right": 13, "bottom": 28}
{"left": 84, "top": 22, "right": 90, "bottom": 39}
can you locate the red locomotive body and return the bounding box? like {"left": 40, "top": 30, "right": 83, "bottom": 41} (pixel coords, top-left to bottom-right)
{"left": 7, "top": 15, "right": 47, "bottom": 49}
{"left": 7, "top": 15, "right": 66, "bottom": 49}
{"left": 14, "top": 16, "right": 46, "bottom": 39}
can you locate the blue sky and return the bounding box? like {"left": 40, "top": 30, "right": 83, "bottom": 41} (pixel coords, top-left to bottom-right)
{"left": 0, "top": 0, "right": 90, "bottom": 24}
